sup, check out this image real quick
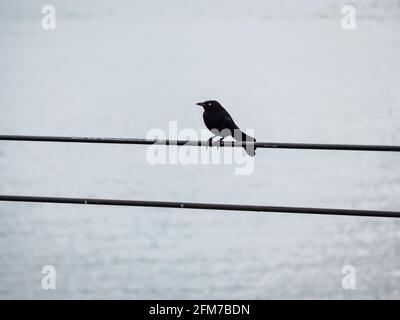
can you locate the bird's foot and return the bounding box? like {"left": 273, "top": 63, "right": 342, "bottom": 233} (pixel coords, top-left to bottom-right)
{"left": 206, "top": 137, "right": 213, "bottom": 149}
{"left": 217, "top": 137, "right": 224, "bottom": 149}
{"left": 207, "top": 136, "right": 216, "bottom": 148}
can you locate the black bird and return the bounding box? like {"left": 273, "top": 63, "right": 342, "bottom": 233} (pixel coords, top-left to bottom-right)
{"left": 196, "top": 100, "right": 256, "bottom": 156}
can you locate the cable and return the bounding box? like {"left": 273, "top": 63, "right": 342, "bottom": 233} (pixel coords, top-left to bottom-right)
{"left": 0, "top": 195, "right": 398, "bottom": 218}
{"left": 0, "top": 135, "right": 399, "bottom": 152}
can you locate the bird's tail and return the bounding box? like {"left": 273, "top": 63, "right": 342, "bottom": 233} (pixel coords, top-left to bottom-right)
{"left": 237, "top": 130, "right": 256, "bottom": 157}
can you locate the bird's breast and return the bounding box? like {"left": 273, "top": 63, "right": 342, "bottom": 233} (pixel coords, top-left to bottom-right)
{"left": 203, "top": 111, "right": 220, "bottom": 131}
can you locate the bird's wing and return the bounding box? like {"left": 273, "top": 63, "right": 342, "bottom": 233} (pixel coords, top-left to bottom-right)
{"left": 222, "top": 113, "right": 239, "bottom": 130}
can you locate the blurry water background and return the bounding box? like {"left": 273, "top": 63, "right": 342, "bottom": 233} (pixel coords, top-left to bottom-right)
{"left": 0, "top": 0, "right": 400, "bottom": 299}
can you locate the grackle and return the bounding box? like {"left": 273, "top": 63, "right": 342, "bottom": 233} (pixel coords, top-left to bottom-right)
{"left": 196, "top": 100, "right": 256, "bottom": 156}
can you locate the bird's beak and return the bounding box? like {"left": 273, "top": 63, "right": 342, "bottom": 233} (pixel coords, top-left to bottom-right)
{"left": 196, "top": 102, "right": 205, "bottom": 107}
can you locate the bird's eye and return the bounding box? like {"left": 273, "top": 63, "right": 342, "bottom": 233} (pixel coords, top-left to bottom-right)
{"left": 208, "top": 103, "right": 212, "bottom": 106}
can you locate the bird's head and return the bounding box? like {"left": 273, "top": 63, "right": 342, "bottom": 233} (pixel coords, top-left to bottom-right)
{"left": 196, "top": 100, "right": 221, "bottom": 110}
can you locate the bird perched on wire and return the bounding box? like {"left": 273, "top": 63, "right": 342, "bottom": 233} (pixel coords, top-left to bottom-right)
{"left": 196, "top": 100, "right": 256, "bottom": 156}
